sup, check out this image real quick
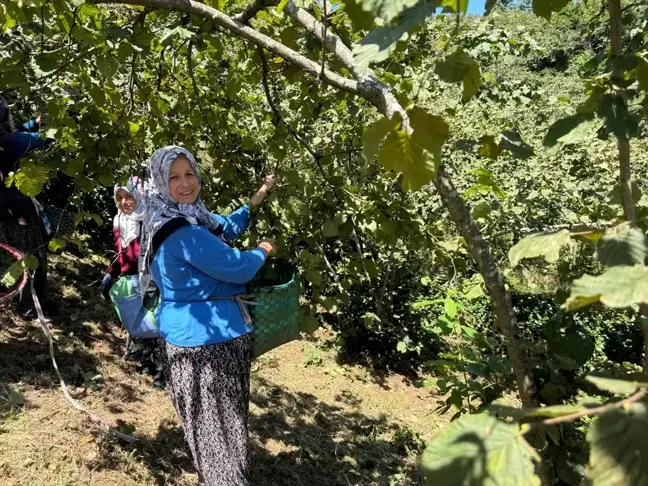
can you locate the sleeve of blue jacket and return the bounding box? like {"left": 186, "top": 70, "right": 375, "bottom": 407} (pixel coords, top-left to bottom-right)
{"left": 169, "top": 224, "right": 266, "bottom": 284}
{"left": 20, "top": 119, "right": 39, "bottom": 132}
{"left": 211, "top": 204, "right": 250, "bottom": 241}
{"left": 14, "top": 131, "right": 45, "bottom": 155}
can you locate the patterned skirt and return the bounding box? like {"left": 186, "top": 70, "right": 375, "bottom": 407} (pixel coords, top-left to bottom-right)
{"left": 0, "top": 190, "right": 48, "bottom": 306}
{"left": 165, "top": 333, "right": 253, "bottom": 486}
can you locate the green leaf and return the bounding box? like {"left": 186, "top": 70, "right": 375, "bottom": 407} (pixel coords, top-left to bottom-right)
{"left": 377, "top": 111, "right": 449, "bottom": 192}
{"left": 441, "top": 0, "right": 468, "bottom": 13}
{"left": 421, "top": 413, "right": 541, "bottom": 486}
{"left": 435, "top": 49, "right": 482, "bottom": 102}
{"left": 300, "top": 313, "right": 320, "bottom": 334}
{"left": 276, "top": 0, "right": 289, "bottom": 13}
{"left": 96, "top": 56, "right": 118, "bottom": 78}
{"left": 587, "top": 403, "right": 648, "bottom": 486}
{"left": 341, "top": 0, "right": 377, "bottom": 31}
{"left": 362, "top": 114, "right": 401, "bottom": 163}
{"left": 586, "top": 373, "right": 648, "bottom": 395}
{"left": 565, "top": 265, "right": 648, "bottom": 310}
{"left": 48, "top": 238, "right": 68, "bottom": 252}
{"left": 0, "top": 69, "right": 28, "bottom": 89}
{"left": 596, "top": 223, "right": 648, "bottom": 267}
{"left": 543, "top": 113, "right": 596, "bottom": 154}
{"left": 127, "top": 122, "right": 140, "bottom": 137}
{"left": 1, "top": 255, "right": 39, "bottom": 289}
{"left": 532, "top": 0, "right": 571, "bottom": 21}
{"left": 35, "top": 54, "right": 60, "bottom": 74}
{"left": 597, "top": 94, "right": 638, "bottom": 141}
{"left": 409, "top": 107, "right": 450, "bottom": 169}
{"left": 8, "top": 388, "right": 26, "bottom": 406}
{"left": 323, "top": 219, "right": 338, "bottom": 237}
{"left": 396, "top": 340, "right": 408, "bottom": 353}
{"left": 608, "top": 181, "right": 643, "bottom": 206}
{"left": 509, "top": 230, "right": 571, "bottom": 268}
{"left": 444, "top": 297, "right": 457, "bottom": 319}
{"left": 353, "top": 2, "right": 436, "bottom": 71}
{"left": 304, "top": 269, "right": 322, "bottom": 285}
{"left": 356, "top": 0, "right": 418, "bottom": 22}
{"left": 478, "top": 135, "right": 501, "bottom": 159}
{"left": 353, "top": 25, "right": 409, "bottom": 71}
{"left": 10, "top": 162, "right": 50, "bottom": 196}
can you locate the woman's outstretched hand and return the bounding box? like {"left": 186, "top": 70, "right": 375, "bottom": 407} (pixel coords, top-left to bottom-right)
{"left": 249, "top": 174, "right": 277, "bottom": 206}
{"left": 257, "top": 238, "right": 277, "bottom": 257}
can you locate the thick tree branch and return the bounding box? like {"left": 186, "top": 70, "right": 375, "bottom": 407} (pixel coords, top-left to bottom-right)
{"left": 233, "top": 0, "right": 279, "bottom": 24}
{"left": 609, "top": 0, "right": 636, "bottom": 222}
{"left": 93, "top": 0, "right": 360, "bottom": 96}
{"left": 283, "top": 0, "right": 361, "bottom": 79}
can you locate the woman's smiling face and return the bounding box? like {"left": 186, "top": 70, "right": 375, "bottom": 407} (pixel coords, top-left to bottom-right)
{"left": 115, "top": 188, "right": 137, "bottom": 214}
{"left": 169, "top": 155, "right": 200, "bottom": 205}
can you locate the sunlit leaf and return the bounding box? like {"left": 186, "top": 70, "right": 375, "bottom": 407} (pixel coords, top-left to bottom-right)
{"left": 509, "top": 230, "right": 571, "bottom": 268}
{"left": 543, "top": 113, "right": 597, "bottom": 154}
{"left": 421, "top": 413, "right": 541, "bottom": 486}
{"left": 565, "top": 265, "right": 648, "bottom": 310}
{"left": 48, "top": 238, "right": 68, "bottom": 253}
{"left": 586, "top": 373, "right": 648, "bottom": 395}
{"left": 356, "top": 0, "right": 418, "bottom": 22}
{"left": 362, "top": 113, "right": 402, "bottom": 162}
{"left": 353, "top": 2, "right": 436, "bottom": 70}
{"left": 376, "top": 109, "right": 448, "bottom": 191}
{"left": 441, "top": 0, "right": 469, "bottom": 13}
{"left": 587, "top": 403, "right": 648, "bottom": 486}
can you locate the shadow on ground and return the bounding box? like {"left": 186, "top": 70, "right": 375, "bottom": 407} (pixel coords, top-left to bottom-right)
{"left": 91, "top": 375, "right": 424, "bottom": 486}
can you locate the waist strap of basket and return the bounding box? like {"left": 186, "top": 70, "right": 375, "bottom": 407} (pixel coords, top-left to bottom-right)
{"left": 207, "top": 294, "right": 257, "bottom": 324}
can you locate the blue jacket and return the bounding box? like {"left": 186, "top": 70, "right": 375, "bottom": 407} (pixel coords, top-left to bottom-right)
{"left": 0, "top": 119, "right": 47, "bottom": 179}
{"left": 150, "top": 204, "right": 267, "bottom": 347}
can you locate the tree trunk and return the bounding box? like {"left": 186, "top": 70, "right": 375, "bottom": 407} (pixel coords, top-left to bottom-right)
{"left": 433, "top": 168, "right": 538, "bottom": 408}
{"left": 609, "top": 0, "right": 636, "bottom": 222}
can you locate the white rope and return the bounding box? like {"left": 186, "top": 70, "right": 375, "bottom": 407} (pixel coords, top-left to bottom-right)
{"left": 29, "top": 273, "right": 136, "bottom": 443}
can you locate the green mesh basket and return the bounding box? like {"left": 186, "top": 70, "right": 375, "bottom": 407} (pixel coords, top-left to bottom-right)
{"left": 43, "top": 205, "right": 76, "bottom": 237}
{"left": 247, "top": 260, "right": 301, "bottom": 358}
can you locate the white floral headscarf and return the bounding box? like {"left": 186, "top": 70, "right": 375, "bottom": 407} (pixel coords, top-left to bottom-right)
{"left": 138, "top": 145, "right": 222, "bottom": 297}
{"left": 113, "top": 176, "right": 145, "bottom": 247}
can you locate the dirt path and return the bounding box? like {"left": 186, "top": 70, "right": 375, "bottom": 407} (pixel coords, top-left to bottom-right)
{"left": 0, "top": 253, "right": 448, "bottom": 486}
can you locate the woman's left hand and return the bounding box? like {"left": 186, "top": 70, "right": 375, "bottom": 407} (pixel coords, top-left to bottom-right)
{"left": 262, "top": 174, "right": 277, "bottom": 191}
{"left": 250, "top": 174, "right": 277, "bottom": 206}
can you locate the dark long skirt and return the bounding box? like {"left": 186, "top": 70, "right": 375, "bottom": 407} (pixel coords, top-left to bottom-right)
{"left": 0, "top": 190, "right": 48, "bottom": 307}
{"left": 165, "top": 333, "right": 253, "bottom": 486}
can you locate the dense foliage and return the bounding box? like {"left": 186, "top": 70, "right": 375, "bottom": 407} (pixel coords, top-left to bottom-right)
{"left": 3, "top": 0, "right": 648, "bottom": 484}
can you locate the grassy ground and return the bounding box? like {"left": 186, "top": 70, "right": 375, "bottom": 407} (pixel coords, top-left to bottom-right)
{"left": 0, "top": 252, "right": 450, "bottom": 486}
